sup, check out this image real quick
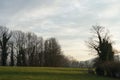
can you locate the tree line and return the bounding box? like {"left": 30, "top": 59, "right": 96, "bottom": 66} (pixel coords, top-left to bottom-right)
{"left": 0, "top": 26, "right": 71, "bottom": 67}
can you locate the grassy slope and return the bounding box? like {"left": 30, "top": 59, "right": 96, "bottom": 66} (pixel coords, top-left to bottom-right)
{"left": 0, "top": 67, "right": 118, "bottom": 80}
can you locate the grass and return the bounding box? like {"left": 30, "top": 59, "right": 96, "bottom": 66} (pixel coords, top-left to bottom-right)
{"left": 0, "top": 67, "right": 119, "bottom": 80}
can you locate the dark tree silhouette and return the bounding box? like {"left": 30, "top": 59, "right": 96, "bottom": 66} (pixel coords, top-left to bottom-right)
{"left": 0, "top": 26, "right": 11, "bottom": 66}
{"left": 87, "top": 25, "right": 115, "bottom": 76}
{"left": 9, "top": 41, "right": 14, "bottom": 66}
{"left": 44, "top": 38, "right": 63, "bottom": 67}
{"left": 87, "top": 25, "right": 114, "bottom": 63}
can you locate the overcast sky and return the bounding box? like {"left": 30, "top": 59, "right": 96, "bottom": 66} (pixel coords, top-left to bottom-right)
{"left": 0, "top": 0, "right": 120, "bottom": 61}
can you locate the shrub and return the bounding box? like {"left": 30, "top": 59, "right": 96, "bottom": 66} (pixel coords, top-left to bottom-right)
{"left": 95, "top": 61, "right": 120, "bottom": 78}
{"left": 95, "top": 64, "right": 105, "bottom": 76}
{"left": 108, "top": 62, "right": 120, "bottom": 78}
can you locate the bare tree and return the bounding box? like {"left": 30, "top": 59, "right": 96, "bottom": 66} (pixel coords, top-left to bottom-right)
{"left": 44, "top": 38, "right": 63, "bottom": 67}
{"left": 25, "top": 32, "right": 44, "bottom": 66}
{"left": 34, "top": 37, "right": 44, "bottom": 66}
{"left": 25, "top": 32, "right": 38, "bottom": 66}
{"left": 8, "top": 41, "right": 14, "bottom": 66}
{"left": 86, "top": 25, "right": 117, "bottom": 76}
{"left": 0, "top": 26, "right": 12, "bottom": 66}
{"left": 12, "top": 30, "right": 26, "bottom": 66}
{"left": 87, "top": 25, "right": 114, "bottom": 64}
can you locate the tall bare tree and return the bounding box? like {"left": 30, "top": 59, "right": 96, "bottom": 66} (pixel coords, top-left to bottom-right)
{"left": 0, "top": 26, "right": 11, "bottom": 66}
{"left": 26, "top": 32, "right": 37, "bottom": 66}
{"left": 34, "top": 37, "right": 44, "bottom": 66}
{"left": 44, "top": 38, "right": 63, "bottom": 67}
{"left": 86, "top": 25, "right": 116, "bottom": 76}
{"left": 12, "top": 30, "right": 26, "bottom": 66}
{"left": 8, "top": 41, "right": 14, "bottom": 66}
{"left": 87, "top": 25, "right": 114, "bottom": 64}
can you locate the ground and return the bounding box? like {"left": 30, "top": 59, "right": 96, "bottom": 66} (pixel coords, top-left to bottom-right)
{"left": 0, "top": 67, "right": 118, "bottom": 80}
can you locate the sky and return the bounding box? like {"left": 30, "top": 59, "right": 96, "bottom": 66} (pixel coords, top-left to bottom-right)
{"left": 0, "top": 0, "right": 120, "bottom": 61}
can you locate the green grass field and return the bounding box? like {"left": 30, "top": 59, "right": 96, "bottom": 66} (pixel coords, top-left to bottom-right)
{"left": 0, "top": 67, "right": 118, "bottom": 80}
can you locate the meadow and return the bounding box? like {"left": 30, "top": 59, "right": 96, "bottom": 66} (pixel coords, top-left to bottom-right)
{"left": 0, "top": 67, "right": 118, "bottom": 80}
